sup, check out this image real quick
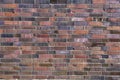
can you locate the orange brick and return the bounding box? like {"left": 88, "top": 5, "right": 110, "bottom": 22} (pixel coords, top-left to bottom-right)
{"left": 37, "top": 34, "right": 49, "bottom": 38}
{"left": 93, "top": 9, "right": 104, "bottom": 13}
{"left": 5, "top": 4, "right": 18, "bottom": 8}
{"left": 50, "top": 17, "right": 55, "bottom": 21}
{"left": 39, "top": 54, "right": 53, "bottom": 59}
{"left": 4, "top": 53, "right": 19, "bottom": 59}
{"left": 109, "top": 47, "right": 120, "bottom": 51}
{"left": 21, "top": 46, "right": 32, "bottom": 50}
{"left": 74, "top": 30, "right": 88, "bottom": 35}
{"left": 93, "top": 0, "right": 106, "bottom": 4}
{"left": 71, "top": 9, "right": 86, "bottom": 13}
{"left": 55, "top": 13, "right": 66, "bottom": 17}
{"left": 36, "top": 38, "right": 49, "bottom": 42}
{"left": 92, "top": 34, "right": 106, "bottom": 39}
{"left": 107, "top": 51, "right": 120, "bottom": 54}
{"left": 4, "top": 12, "right": 18, "bottom": 17}
{"left": 40, "top": 21, "right": 52, "bottom": 26}
{"left": 0, "top": 29, "right": 3, "bottom": 33}
{"left": 68, "top": 63, "right": 87, "bottom": 71}
{"left": 4, "top": 21, "right": 19, "bottom": 25}
{"left": 54, "top": 54, "right": 66, "bottom": 58}
{"left": 67, "top": 4, "right": 75, "bottom": 8}
{"left": 22, "top": 51, "right": 35, "bottom": 54}
{"left": 30, "top": 8, "right": 37, "bottom": 12}
{"left": 19, "top": 21, "right": 32, "bottom": 26}
{"left": 34, "top": 66, "right": 49, "bottom": 71}
{"left": 75, "top": 4, "right": 89, "bottom": 8}
{"left": 107, "top": 26, "right": 120, "bottom": 30}
{"left": 89, "top": 21, "right": 103, "bottom": 26}
{"left": 4, "top": 21, "right": 13, "bottom": 25}
{"left": 85, "top": 17, "right": 93, "bottom": 21}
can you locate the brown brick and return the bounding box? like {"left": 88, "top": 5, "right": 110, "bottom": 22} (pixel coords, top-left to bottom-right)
{"left": 35, "top": 75, "right": 48, "bottom": 79}
{"left": 54, "top": 54, "right": 66, "bottom": 58}
{"left": 0, "top": 75, "right": 13, "bottom": 79}
{"left": 74, "top": 54, "right": 88, "bottom": 58}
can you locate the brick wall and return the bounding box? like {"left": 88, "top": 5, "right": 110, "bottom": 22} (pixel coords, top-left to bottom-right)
{"left": 0, "top": 0, "right": 120, "bottom": 79}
